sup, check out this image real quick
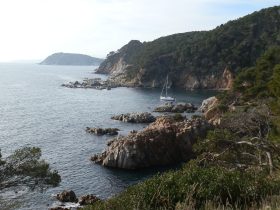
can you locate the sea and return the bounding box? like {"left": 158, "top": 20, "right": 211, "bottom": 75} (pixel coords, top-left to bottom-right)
{"left": 0, "top": 63, "right": 217, "bottom": 209}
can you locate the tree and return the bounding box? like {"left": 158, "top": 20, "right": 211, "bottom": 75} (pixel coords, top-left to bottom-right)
{"left": 0, "top": 147, "right": 61, "bottom": 190}
{"left": 269, "top": 64, "right": 280, "bottom": 99}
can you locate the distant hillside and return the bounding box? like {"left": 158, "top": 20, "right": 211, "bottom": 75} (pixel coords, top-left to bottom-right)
{"left": 40, "top": 53, "right": 104, "bottom": 66}
{"left": 96, "top": 6, "right": 280, "bottom": 90}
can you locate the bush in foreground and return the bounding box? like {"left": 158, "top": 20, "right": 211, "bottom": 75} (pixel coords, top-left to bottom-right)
{"left": 85, "top": 161, "right": 280, "bottom": 210}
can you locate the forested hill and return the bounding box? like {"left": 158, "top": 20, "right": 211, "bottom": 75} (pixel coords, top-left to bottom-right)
{"left": 96, "top": 6, "right": 280, "bottom": 90}
{"left": 40, "top": 53, "right": 104, "bottom": 66}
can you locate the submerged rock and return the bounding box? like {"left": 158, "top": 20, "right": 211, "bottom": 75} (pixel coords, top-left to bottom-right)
{"left": 92, "top": 116, "right": 211, "bottom": 169}
{"left": 154, "top": 102, "right": 197, "bottom": 113}
{"left": 56, "top": 190, "right": 78, "bottom": 203}
{"left": 86, "top": 127, "right": 119, "bottom": 136}
{"left": 111, "top": 112, "right": 156, "bottom": 123}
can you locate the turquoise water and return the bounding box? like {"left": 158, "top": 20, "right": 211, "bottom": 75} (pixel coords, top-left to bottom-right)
{"left": 0, "top": 63, "right": 217, "bottom": 209}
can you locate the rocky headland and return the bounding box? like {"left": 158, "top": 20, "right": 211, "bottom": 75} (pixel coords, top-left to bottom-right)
{"left": 40, "top": 52, "right": 103, "bottom": 66}
{"left": 91, "top": 116, "right": 211, "bottom": 169}
{"left": 94, "top": 7, "right": 280, "bottom": 91}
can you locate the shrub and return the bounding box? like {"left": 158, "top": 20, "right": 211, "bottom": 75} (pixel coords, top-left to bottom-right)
{"left": 85, "top": 161, "right": 280, "bottom": 210}
{"left": 172, "top": 113, "right": 185, "bottom": 121}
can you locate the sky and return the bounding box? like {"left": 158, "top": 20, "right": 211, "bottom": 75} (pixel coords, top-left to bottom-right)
{"left": 0, "top": 0, "right": 279, "bottom": 62}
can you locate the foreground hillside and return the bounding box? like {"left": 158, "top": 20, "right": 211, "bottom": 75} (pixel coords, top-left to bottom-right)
{"left": 96, "top": 6, "right": 280, "bottom": 90}
{"left": 40, "top": 52, "right": 103, "bottom": 66}
{"left": 87, "top": 47, "right": 280, "bottom": 210}
{"left": 84, "top": 46, "right": 280, "bottom": 210}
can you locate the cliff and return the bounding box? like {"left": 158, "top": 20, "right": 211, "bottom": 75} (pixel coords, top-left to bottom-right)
{"left": 96, "top": 6, "right": 280, "bottom": 89}
{"left": 40, "top": 52, "right": 104, "bottom": 66}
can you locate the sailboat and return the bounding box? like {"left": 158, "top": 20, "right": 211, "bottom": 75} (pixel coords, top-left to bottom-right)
{"left": 160, "top": 75, "right": 175, "bottom": 102}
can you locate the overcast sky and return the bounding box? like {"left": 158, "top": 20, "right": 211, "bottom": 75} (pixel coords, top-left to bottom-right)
{"left": 0, "top": 0, "right": 279, "bottom": 62}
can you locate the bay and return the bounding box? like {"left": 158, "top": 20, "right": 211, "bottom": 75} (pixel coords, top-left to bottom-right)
{"left": 0, "top": 63, "right": 216, "bottom": 209}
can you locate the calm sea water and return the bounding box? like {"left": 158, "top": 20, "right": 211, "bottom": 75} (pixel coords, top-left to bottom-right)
{"left": 0, "top": 63, "right": 216, "bottom": 209}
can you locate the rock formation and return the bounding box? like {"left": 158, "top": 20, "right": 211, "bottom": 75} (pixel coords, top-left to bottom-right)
{"left": 79, "top": 194, "right": 100, "bottom": 205}
{"left": 91, "top": 116, "right": 211, "bottom": 169}
{"left": 61, "top": 78, "right": 118, "bottom": 90}
{"left": 111, "top": 112, "right": 156, "bottom": 123}
{"left": 56, "top": 190, "right": 78, "bottom": 203}
{"left": 200, "top": 96, "right": 221, "bottom": 125}
{"left": 86, "top": 127, "right": 119, "bottom": 136}
{"left": 154, "top": 102, "right": 197, "bottom": 113}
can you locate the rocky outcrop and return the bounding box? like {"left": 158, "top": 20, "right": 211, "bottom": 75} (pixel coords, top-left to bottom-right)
{"left": 52, "top": 191, "right": 100, "bottom": 209}
{"left": 111, "top": 112, "right": 156, "bottom": 123}
{"left": 200, "top": 96, "right": 221, "bottom": 125}
{"left": 86, "top": 127, "right": 119, "bottom": 136}
{"left": 61, "top": 78, "right": 119, "bottom": 90}
{"left": 56, "top": 190, "right": 78, "bottom": 203}
{"left": 79, "top": 194, "right": 100, "bottom": 205}
{"left": 91, "top": 116, "right": 211, "bottom": 169}
{"left": 154, "top": 102, "right": 197, "bottom": 113}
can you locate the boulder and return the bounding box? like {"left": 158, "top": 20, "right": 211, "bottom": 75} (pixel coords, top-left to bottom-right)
{"left": 86, "top": 127, "right": 119, "bottom": 136}
{"left": 56, "top": 190, "right": 78, "bottom": 203}
{"left": 92, "top": 116, "right": 211, "bottom": 169}
{"left": 199, "top": 96, "right": 217, "bottom": 113}
{"left": 111, "top": 112, "right": 156, "bottom": 123}
{"left": 199, "top": 96, "right": 221, "bottom": 125}
{"left": 79, "top": 194, "right": 100, "bottom": 205}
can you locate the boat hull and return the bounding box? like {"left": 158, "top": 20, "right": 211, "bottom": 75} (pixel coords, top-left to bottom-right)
{"left": 160, "top": 96, "right": 175, "bottom": 102}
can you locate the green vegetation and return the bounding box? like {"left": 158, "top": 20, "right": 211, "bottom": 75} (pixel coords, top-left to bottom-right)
{"left": 234, "top": 47, "right": 280, "bottom": 99}
{"left": 100, "top": 6, "right": 280, "bottom": 86}
{"left": 85, "top": 45, "right": 280, "bottom": 209}
{"left": 0, "top": 147, "right": 61, "bottom": 190}
{"left": 85, "top": 162, "right": 280, "bottom": 210}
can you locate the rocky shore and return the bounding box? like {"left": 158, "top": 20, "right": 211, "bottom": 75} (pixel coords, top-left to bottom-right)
{"left": 111, "top": 112, "right": 156, "bottom": 123}
{"left": 50, "top": 190, "right": 100, "bottom": 210}
{"left": 91, "top": 116, "right": 211, "bottom": 169}
{"left": 154, "top": 102, "right": 197, "bottom": 113}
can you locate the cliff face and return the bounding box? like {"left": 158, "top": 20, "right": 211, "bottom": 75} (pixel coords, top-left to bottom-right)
{"left": 40, "top": 53, "right": 104, "bottom": 66}
{"left": 96, "top": 6, "right": 280, "bottom": 90}
{"left": 96, "top": 40, "right": 143, "bottom": 75}
{"left": 92, "top": 116, "right": 210, "bottom": 169}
